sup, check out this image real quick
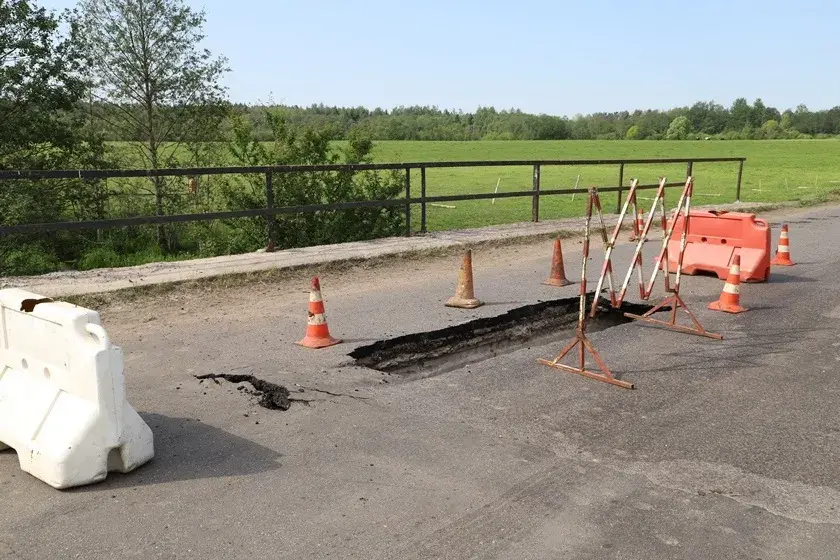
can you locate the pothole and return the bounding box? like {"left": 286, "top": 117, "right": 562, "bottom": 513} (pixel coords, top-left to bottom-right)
{"left": 349, "top": 294, "right": 658, "bottom": 380}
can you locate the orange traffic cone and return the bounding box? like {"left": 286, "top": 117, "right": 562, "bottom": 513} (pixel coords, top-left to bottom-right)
{"left": 708, "top": 254, "right": 748, "bottom": 313}
{"left": 770, "top": 224, "right": 795, "bottom": 266}
{"left": 445, "top": 249, "right": 484, "bottom": 309}
{"left": 629, "top": 207, "right": 645, "bottom": 242}
{"left": 296, "top": 277, "right": 342, "bottom": 348}
{"left": 542, "top": 238, "right": 573, "bottom": 287}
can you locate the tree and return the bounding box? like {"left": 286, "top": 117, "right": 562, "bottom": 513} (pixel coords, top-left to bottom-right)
{"left": 0, "top": 0, "right": 110, "bottom": 275}
{"left": 666, "top": 116, "right": 690, "bottom": 140}
{"left": 76, "top": 0, "right": 229, "bottom": 248}
{"left": 700, "top": 105, "right": 728, "bottom": 134}
{"left": 730, "top": 97, "right": 751, "bottom": 130}
{"left": 635, "top": 110, "right": 670, "bottom": 139}
{"left": 686, "top": 101, "right": 727, "bottom": 134}
{"left": 1, "top": 0, "right": 87, "bottom": 165}
{"left": 760, "top": 119, "right": 780, "bottom": 139}
{"left": 792, "top": 104, "right": 815, "bottom": 134}
{"left": 531, "top": 115, "right": 568, "bottom": 140}
{"left": 764, "top": 105, "right": 781, "bottom": 123}
{"left": 780, "top": 111, "right": 793, "bottom": 131}
{"left": 625, "top": 125, "right": 641, "bottom": 140}
{"left": 750, "top": 98, "right": 767, "bottom": 128}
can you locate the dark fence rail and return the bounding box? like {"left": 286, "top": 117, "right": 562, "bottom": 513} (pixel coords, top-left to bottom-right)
{"left": 0, "top": 157, "right": 746, "bottom": 243}
{"left": 0, "top": 157, "right": 747, "bottom": 180}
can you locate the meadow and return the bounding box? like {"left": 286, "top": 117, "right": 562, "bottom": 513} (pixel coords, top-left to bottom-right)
{"left": 360, "top": 140, "right": 840, "bottom": 231}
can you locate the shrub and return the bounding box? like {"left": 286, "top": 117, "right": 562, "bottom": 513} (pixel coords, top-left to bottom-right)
{"left": 1, "top": 244, "right": 65, "bottom": 276}
{"left": 219, "top": 110, "right": 405, "bottom": 251}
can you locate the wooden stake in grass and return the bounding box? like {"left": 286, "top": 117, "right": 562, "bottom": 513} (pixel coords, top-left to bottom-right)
{"left": 491, "top": 177, "right": 501, "bottom": 205}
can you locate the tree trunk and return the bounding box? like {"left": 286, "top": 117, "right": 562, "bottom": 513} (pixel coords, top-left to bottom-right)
{"left": 137, "top": 0, "right": 166, "bottom": 251}
{"left": 145, "top": 100, "right": 165, "bottom": 250}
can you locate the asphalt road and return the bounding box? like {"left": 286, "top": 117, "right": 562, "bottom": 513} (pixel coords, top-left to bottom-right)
{"left": 2, "top": 205, "right": 839, "bottom": 559}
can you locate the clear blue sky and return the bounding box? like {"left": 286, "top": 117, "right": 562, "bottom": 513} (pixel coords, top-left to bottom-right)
{"left": 42, "top": 0, "right": 839, "bottom": 115}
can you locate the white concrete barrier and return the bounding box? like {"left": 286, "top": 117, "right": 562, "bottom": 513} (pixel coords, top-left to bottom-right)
{"left": 0, "top": 288, "right": 153, "bottom": 489}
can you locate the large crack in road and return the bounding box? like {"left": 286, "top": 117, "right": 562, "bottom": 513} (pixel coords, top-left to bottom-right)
{"left": 350, "top": 293, "right": 658, "bottom": 380}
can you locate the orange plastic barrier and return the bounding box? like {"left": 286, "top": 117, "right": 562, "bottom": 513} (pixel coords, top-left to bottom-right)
{"left": 665, "top": 210, "right": 770, "bottom": 283}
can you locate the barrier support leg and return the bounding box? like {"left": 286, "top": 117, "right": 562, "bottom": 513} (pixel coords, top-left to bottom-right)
{"left": 624, "top": 291, "right": 722, "bottom": 340}
{"left": 538, "top": 331, "right": 634, "bottom": 389}
{"left": 538, "top": 188, "right": 634, "bottom": 390}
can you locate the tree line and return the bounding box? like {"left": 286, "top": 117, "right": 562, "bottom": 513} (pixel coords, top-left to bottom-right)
{"left": 95, "top": 100, "right": 840, "bottom": 143}
{"left": 226, "top": 100, "right": 840, "bottom": 142}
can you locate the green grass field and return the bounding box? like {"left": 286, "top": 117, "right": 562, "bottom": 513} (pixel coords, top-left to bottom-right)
{"left": 108, "top": 139, "right": 839, "bottom": 233}
{"left": 357, "top": 140, "right": 839, "bottom": 231}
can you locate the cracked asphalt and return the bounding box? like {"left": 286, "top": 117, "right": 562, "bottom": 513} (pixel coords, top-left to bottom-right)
{"left": 2, "top": 204, "right": 840, "bottom": 559}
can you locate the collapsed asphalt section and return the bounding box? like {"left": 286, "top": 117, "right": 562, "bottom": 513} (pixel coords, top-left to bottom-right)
{"left": 350, "top": 294, "right": 658, "bottom": 379}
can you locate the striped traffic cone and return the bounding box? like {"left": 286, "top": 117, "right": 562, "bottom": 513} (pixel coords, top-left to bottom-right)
{"left": 296, "top": 277, "right": 342, "bottom": 348}
{"left": 770, "top": 224, "right": 795, "bottom": 266}
{"left": 542, "top": 238, "right": 573, "bottom": 287}
{"left": 629, "top": 207, "right": 645, "bottom": 242}
{"left": 708, "top": 254, "right": 748, "bottom": 313}
{"left": 445, "top": 250, "right": 484, "bottom": 309}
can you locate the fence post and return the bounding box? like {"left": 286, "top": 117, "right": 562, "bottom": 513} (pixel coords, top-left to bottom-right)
{"left": 405, "top": 167, "right": 412, "bottom": 237}
{"left": 532, "top": 164, "right": 541, "bottom": 222}
{"left": 420, "top": 166, "right": 427, "bottom": 234}
{"left": 735, "top": 159, "right": 744, "bottom": 203}
{"left": 616, "top": 163, "right": 625, "bottom": 213}
{"left": 265, "top": 171, "right": 276, "bottom": 252}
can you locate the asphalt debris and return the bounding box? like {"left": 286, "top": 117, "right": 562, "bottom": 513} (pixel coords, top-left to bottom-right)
{"left": 195, "top": 373, "right": 293, "bottom": 411}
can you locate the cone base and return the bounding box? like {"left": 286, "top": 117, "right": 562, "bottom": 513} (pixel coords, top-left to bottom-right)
{"left": 445, "top": 297, "right": 484, "bottom": 309}
{"left": 708, "top": 300, "right": 748, "bottom": 314}
{"left": 296, "top": 335, "right": 342, "bottom": 349}
{"left": 770, "top": 256, "right": 795, "bottom": 266}
{"left": 542, "top": 277, "right": 573, "bottom": 287}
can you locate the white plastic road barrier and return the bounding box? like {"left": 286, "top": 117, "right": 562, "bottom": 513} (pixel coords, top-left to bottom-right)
{"left": 0, "top": 288, "right": 154, "bottom": 489}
